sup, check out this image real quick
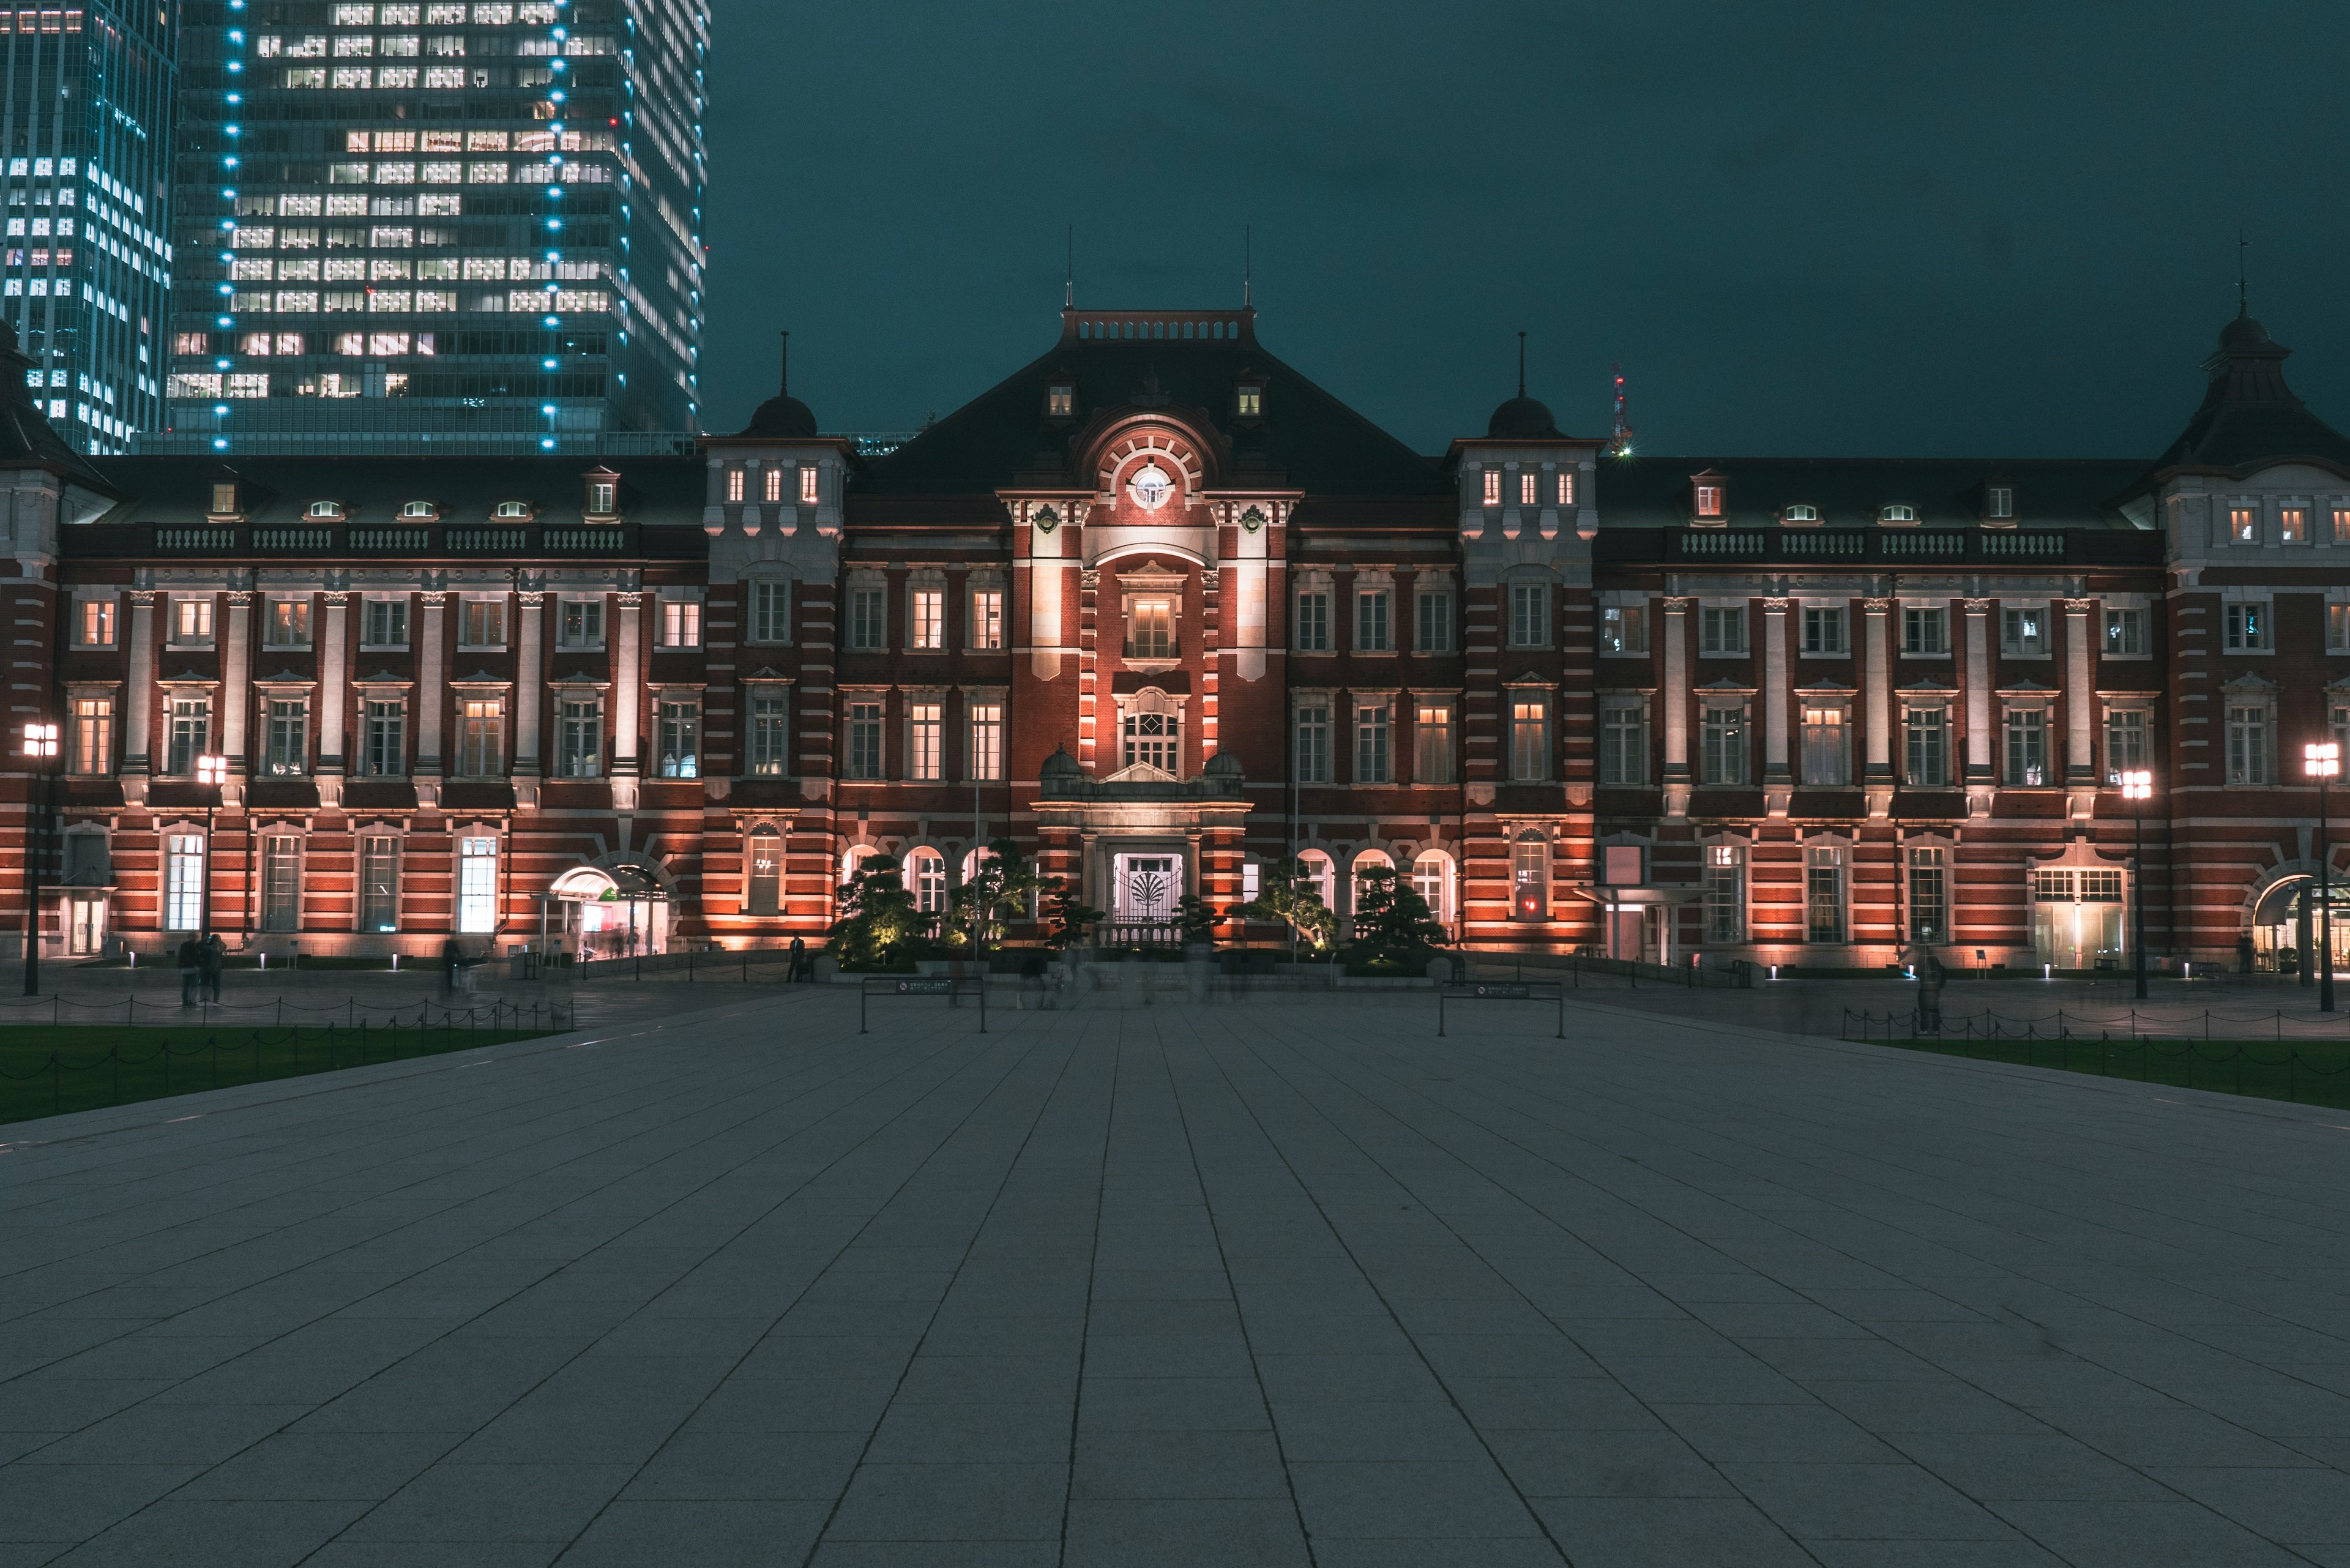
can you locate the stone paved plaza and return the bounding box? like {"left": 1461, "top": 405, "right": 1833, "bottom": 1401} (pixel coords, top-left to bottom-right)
{"left": 3, "top": 986, "right": 2349, "bottom": 1566}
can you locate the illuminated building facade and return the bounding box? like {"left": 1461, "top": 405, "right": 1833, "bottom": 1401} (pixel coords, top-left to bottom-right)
{"left": 4, "top": 301, "right": 2350, "bottom": 979}
{"left": 154, "top": 0, "right": 706, "bottom": 456}
{"left": 0, "top": 0, "right": 179, "bottom": 455}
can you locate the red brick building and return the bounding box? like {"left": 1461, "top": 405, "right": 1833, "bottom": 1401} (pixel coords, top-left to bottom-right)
{"left": 4, "top": 304, "right": 2346, "bottom": 973}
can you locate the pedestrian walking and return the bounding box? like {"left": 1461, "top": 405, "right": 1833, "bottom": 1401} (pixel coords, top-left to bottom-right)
{"left": 788, "top": 934, "right": 807, "bottom": 983}
{"left": 442, "top": 935, "right": 464, "bottom": 993}
{"left": 200, "top": 932, "right": 226, "bottom": 1003}
{"left": 177, "top": 936, "right": 201, "bottom": 1007}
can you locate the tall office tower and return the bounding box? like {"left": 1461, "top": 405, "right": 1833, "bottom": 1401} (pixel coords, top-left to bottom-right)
{"left": 1, "top": 2, "right": 179, "bottom": 455}
{"left": 157, "top": 0, "right": 706, "bottom": 455}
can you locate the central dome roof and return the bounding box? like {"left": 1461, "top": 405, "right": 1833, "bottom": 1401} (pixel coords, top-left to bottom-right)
{"left": 1486, "top": 395, "right": 1559, "bottom": 439}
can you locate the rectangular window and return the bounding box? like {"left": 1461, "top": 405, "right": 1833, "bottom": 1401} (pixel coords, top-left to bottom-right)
{"left": 1125, "top": 598, "right": 1174, "bottom": 660}
{"left": 1356, "top": 589, "right": 1392, "bottom": 652}
{"left": 2229, "top": 507, "right": 2258, "bottom": 543}
{"left": 1510, "top": 698, "right": 1548, "bottom": 782}
{"left": 1904, "top": 708, "right": 1949, "bottom": 787}
{"left": 71, "top": 696, "right": 111, "bottom": 775}
{"left": 746, "top": 834, "right": 782, "bottom": 916}
{"left": 2337, "top": 509, "right": 2350, "bottom": 545}
{"left": 1695, "top": 483, "right": 1723, "bottom": 518}
{"left": 1600, "top": 701, "right": 1646, "bottom": 785}
{"left": 166, "top": 696, "right": 211, "bottom": 776}
{"left": 1294, "top": 701, "right": 1330, "bottom": 783}
{"left": 1807, "top": 845, "right": 1845, "bottom": 943}
{"left": 1354, "top": 701, "right": 1390, "bottom": 783}
{"left": 1699, "top": 605, "right": 1745, "bottom": 655}
{"left": 909, "top": 589, "right": 944, "bottom": 651}
{"left": 659, "top": 599, "right": 701, "bottom": 649}
{"left": 748, "top": 693, "right": 791, "bottom": 777}
{"left": 848, "top": 588, "right": 886, "bottom": 650}
{"left": 1908, "top": 847, "right": 1946, "bottom": 944}
{"left": 76, "top": 599, "right": 114, "bottom": 646}
{"left": 171, "top": 597, "right": 214, "bottom": 644}
{"left": 1416, "top": 590, "right": 1453, "bottom": 653}
{"left": 558, "top": 597, "right": 603, "bottom": 648}
{"left": 2282, "top": 507, "right": 2307, "bottom": 543}
{"left": 2005, "top": 707, "right": 2048, "bottom": 786}
{"left": 2103, "top": 607, "right": 2145, "bottom": 655}
{"left": 970, "top": 588, "right": 1003, "bottom": 651}
{"left": 725, "top": 467, "right": 745, "bottom": 504}
{"left": 847, "top": 701, "right": 883, "bottom": 780}
{"left": 2225, "top": 602, "right": 2270, "bottom": 651}
{"left": 907, "top": 701, "right": 942, "bottom": 780}
{"left": 457, "top": 836, "right": 496, "bottom": 933}
{"left": 1704, "top": 844, "right": 1745, "bottom": 943}
{"left": 1122, "top": 704, "right": 1181, "bottom": 772}
{"left": 1518, "top": 471, "right": 1538, "bottom": 507}
{"left": 749, "top": 581, "right": 790, "bottom": 644}
{"left": 363, "top": 597, "right": 409, "bottom": 648}
{"left": 362, "top": 699, "right": 405, "bottom": 777}
{"left": 1557, "top": 471, "right": 1575, "bottom": 506}
{"left": 1509, "top": 584, "right": 1548, "bottom": 648}
{"left": 360, "top": 835, "right": 398, "bottom": 932}
{"left": 1801, "top": 607, "right": 1845, "bottom": 655}
{"left": 2334, "top": 704, "right": 2350, "bottom": 765}
{"left": 2105, "top": 707, "right": 2148, "bottom": 783}
{"left": 1414, "top": 703, "right": 1454, "bottom": 785}
{"left": 1799, "top": 704, "right": 1846, "bottom": 786}
{"left": 264, "top": 698, "right": 308, "bottom": 777}
{"left": 2333, "top": 605, "right": 2350, "bottom": 654}
{"left": 1482, "top": 469, "right": 1501, "bottom": 506}
{"left": 557, "top": 699, "right": 600, "bottom": 778}
{"left": 263, "top": 597, "right": 311, "bottom": 648}
{"left": 1986, "top": 486, "right": 2014, "bottom": 520}
{"left": 1600, "top": 605, "right": 1645, "bottom": 655}
{"left": 968, "top": 701, "right": 1004, "bottom": 782}
{"left": 1903, "top": 606, "right": 1947, "bottom": 655}
{"left": 261, "top": 836, "right": 300, "bottom": 933}
{"left": 460, "top": 597, "right": 504, "bottom": 648}
{"left": 458, "top": 698, "right": 502, "bottom": 776}
{"left": 165, "top": 834, "right": 204, "bottom": 931}
{"left": 2226, "top": 703, "right": 2268, "bottom": 785}
{"left": 799, "top": 466, "right": 820, "bottom": 505}
{"left": 658, "top": 699, "right": 699, "bottom": 778}
{"left": 2001, "top": 607, "right": 2045, "bottom": 656}
{"left": 1701, "top": 704, "right": 1748, "bottom": 785}
{"left": 1294, "top": 591, "right": 1330, "bottom": 652}
{"left": 763, "top": 468, "right": 784, "bottom": 505}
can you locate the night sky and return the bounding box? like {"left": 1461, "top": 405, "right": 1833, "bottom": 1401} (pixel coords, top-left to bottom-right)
{"left": 701, "top": 3, "right": 2349, "bottom": 462}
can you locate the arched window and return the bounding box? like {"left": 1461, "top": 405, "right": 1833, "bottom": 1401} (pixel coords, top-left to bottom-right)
{"left": 1512, "top": 832, "right": 1550, "bottom": 920}
{"left": 1295, "top": 850, "right": 1335, "bottom": 911}
{"left": 1351, "top": 849, "right": 1394, "bottom": 915}
{"left": 908, "top": 848, "right": 948, "bottom": 915}
{"left": 841, "top": 844, "right": 878, "bottom": 884}
{"left": 1413, "top": 851, "right": 1455, "bottom": 926}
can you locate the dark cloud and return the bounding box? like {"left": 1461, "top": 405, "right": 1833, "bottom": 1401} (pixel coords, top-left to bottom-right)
{"left": 703, "top": 1, "right": 2350, "bottom": 458}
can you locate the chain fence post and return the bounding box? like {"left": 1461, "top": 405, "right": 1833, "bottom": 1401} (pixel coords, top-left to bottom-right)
{"left": 50, "top": 1053, "right": 59, "bottom": 1115}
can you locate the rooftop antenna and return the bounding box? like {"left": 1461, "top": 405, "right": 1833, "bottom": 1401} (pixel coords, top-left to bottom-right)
{"left": 1516, "top": 330, "right": 1527, "bottom": 398}
{"left": 2237, "top": 230, "right": 2250, "bottom": 317}
{"left": 1609, "top": 362, "right": 1634, "bottom": 457}
{"left": 1064, "top": 226, "right": 1074, "bottom": 309}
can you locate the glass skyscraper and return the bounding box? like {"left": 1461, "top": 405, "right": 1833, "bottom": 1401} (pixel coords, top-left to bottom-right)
{"left": 2, "top": 2, "right": 180, "bottom": 455}
{"left": 157, "top": 0, "right": 704, "bottom": 454}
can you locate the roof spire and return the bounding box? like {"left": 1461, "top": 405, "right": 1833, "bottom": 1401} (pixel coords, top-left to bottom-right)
{"left": 2237, "top": 230, "right": 2250, "bottom": 318}
{"left": 1064, "top": 226, "right": 1074, "bottom": 309}
{"left": 1244, "top": 225, "right": 1251, "bottom": 307}
{"left": 1516, "top": 330, "right": 1526, "bottom": 398}
{"left": 777, "top": 329, "right": 789, "bottom": 396}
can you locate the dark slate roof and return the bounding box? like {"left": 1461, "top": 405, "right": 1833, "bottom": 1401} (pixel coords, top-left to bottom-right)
{"left": 1594, "top": 456, "right": 2147, "bottom": 529}
{"left": 853, "top": 308, "right": 1447, "bottom": 498}
{"left": 0, "top": 324, "right": 119, "bottom": 495}
{"left": 2143, "top": 313, "right": 2350, "bottom": 476}
{"left": 80, "top": 454, "right": 707, "bottom": 525}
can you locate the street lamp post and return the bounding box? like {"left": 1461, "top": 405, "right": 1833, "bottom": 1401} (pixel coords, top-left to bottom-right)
{"left": 195, "top": 754, "right": 228, "bottom": 944}
{"left": 2307, "top": 742, "right": 2339, "bottom": 1014}
{"left": 2122, "top": 769, "right": 2152, "bottom": 1001}
{"left": 20, "top": 721, "right": 58, "bottom": 996}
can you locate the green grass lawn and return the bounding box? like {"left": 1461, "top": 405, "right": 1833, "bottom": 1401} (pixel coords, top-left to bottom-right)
{"left": 0, "top": 1021, "right": 558, "bottom": 1126}
{"left": 1860, "top": 1029, "right": 2350, "bottom": 1111}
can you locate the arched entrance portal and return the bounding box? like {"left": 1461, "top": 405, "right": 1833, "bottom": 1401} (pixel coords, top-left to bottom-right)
{"left": 549, "top": 862, "right": 671, "bottom": 960}
{"left": 2249, "top": 875, "right": 2348, "bottom": 975}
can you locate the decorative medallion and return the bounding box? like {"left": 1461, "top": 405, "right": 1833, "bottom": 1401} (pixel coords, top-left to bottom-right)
{"left": 1239, "top": 505, "right": 1266, "bottom": 534}
{"left": 1034, "top": 505, "right": 1059, "bottom": 535}
{"left": 1126, "top": 462, "right": 1175, "bottom": 511}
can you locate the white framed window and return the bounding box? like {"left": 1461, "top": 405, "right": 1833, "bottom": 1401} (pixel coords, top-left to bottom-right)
{"left": 970, "top": 587, "right": 1004, "bottom": 651}
{"left": 909, "top": 588, "right": 944, "bottom": 651}
{"left": 2281, "top": 507, "right": 2307, "bottom": 544}
{"left": 1700, "top": 703, "right": 1747, "bottom": 785}
{"left": 170, "top": 597, "right": 214, "bottom": 645}
{"left": 1518, "top": 471, "right": 1539, "bottom": 507}
{"left": 361, "top": 698, "right": 406, "bottom": 777}
{"left": 1412, "top": 851, "right": 1454, "bottom": 927}
{"left": 1356, "top": 589, "right": 1392, "bottom": 652}
{"left": 762, "top": 468, "right": 784, "bottom": 505}
{"left": 968, "top": 700, "right": 1004, "bottom": 782}
{"left": 1508, "top": 583, "right": 1548, "bottom": 648}
{"left": 2225, "top": 702, "right": 2269, "bottom": 785}
{"left": 457, "top": 835, "right": 496, "bottom": 933}
{"left": 1908, "top": 846, "right": 1947, "bottom": 943}
{"left": 1416, "top": 589, "right": 1453, "bottom": 653}
{"left": 848, "top": 587, "right": 886, "bottom": 650}
{"left": 1482, "top": 469, "right": 1501, "bottom": 506}
{"left": 745, "top": 827, "right": 783, "bottom": 916}
{"left": 76, "top": 599, "right": 116, "bottom": 647}
{"left": 1801, "top": 607, "right": 1845, "bottom": 655}
{"left": 909, "top": 849, "right": 948, "bottom": 916}
{"left": 1699, "top": 605, "right": 1745, "bottom": 655}
{"left": 1694, "top": 482, "right": 1723, "bottom": 518}
{"left": 70, "top": 696, "right": 112, "bottom": 776}
{"left": 458, "top": 597, "right": 504, "bottom": 648}
{"left": 2103, "top": 607, "right": 2146, "bottom": 656}
{"left": 799, "top": 466, "right": 820, "bottom": 506}
{"left": 1704, "top": 843, "right": 1745, "bottom": 943}
{"left": 1294, "top": 700, "right": 1330, "bottom": 783}
{"left": 458, "top": 698, "right": 502, "bottom": 777}
{"left": 1354, "top": 700, "right": 1391, "bottom": 783}
{"left": 1121, "top": 693, "right": 1181, "bottom": 774}
{"left": 1414, "top": 703, "right": 1455, "bottom": 785}
{"left": 2001, "top": 607, "right": 2045, "bottom": 656}
{"left": 2224, "top": 602, "right": 2270, "bottom": 651}
{"left": 1807, "top": 845, "right": 1845, "bottom": 943}
{"left": 1986, "top": 485, "right": 2015, "bottom": 520}
{"left": 748, "top": 580, "right": 790, "bottom": 644}
{"left": 1046, "top": 382, "right": 1075, "bottom": 417}
{"left": 166, "top": 696, "right": 212, "bottom": 776}
{"left": 725, "top": 467, "right": 745, "bottom": 504}
{"left": 1799, "top": 703, "right": 1847, "bottom": 786}
{"left": 658, "top": 599, "right": 701, "bottom": 649}
{"left": 747, "top": 692, "right": 790, "bottom": 777}
{"left": 658, "top": 698, "right": 700, "bottom": 778}
{"left": 264, "top": 698, "right": 308, "bottom": 777}
{"left": 361, "top": 597, "right": 409, "bottom": 649}
{"left": 1600, "top": 700, "right": 1645, "bottom": 785}
{"left": 2005, "top": 706, "right": 2049, "bottom": 786}
{"left": 260, "top": 835, "right": 301, "bottom": 933}
{"left": 1512, "top": 832, "right": 1549, "bottom": 919}
{"left": 2228, "top": 506, "right": 2258, "bottom": 543}
{"left": 1903, "top": 606, "right": 1947, "bottom": 655}
{"left": 263, "top": 597, "right": 312, "bottom": 648}
{"left": 1555, "top": 470, "right": 1575, "bottom": 507}
{"left": 557, "top": 596, "right": 603, "bottom": 649}
{"left": 1904, "top": 707, "right": 1949, "bottom": 787}
{"left": 846, "top": 701, "right": 883, "bottom": 779}
{"left": 1294, "top": 590, "right": 1330, "bottom": 652}
{"left": 1509, "top": 696, "right": 1549, "bottom": 782}
{"left": 165, "top": 833, "right": 205, "bottom": 931}
{"left": 360, "top": 834, "right": 399, "bottom": 932}
{"left": 556, "top": 698, "right": 600, "bottom": 778}
{"left": 907, "top": 701, "right": 942, "bottom": 780}
{"left": 1125, "top": 597, "right": 1175, "bottom": 660}
{"left": 1600, "top": 605, "right": 1646, "bottom": 655}
{"left": 2105, "top": 706, "right": 2149, "bottom": 783}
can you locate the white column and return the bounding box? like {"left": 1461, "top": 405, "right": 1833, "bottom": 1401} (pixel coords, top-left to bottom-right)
{"left": 219, "top": 592, "right": 252, "bottom": 804}
{"left": 514, "top": 592, "right": 543, "bottom": 777}
{"left": 612, "top": 590, "right": 642, "bottom": 775}
{"left": 122, "top": 589, "right": 155, "bottom": 776}
{"left": 1964, "top": 599, "right": 1993, "bottom": 782}
{"left": 1864, "top": 599, "right": 1892, "bottom": 780}
{"left": 1662, "top": 596, "right": 1691, "bottom": 817}
{"left": 1762, "top": 599, "right": 1790, "bottom": 785}
{"left": 416, "top": 592, "right": 446, "bottom": 775}
{"left": 2065, "top": 597, "right": 2094, "bottom": 782}
{"left": 318, "top": 593, "right": 348, "bottom": 774}
{"left": 1027, "top": 506, "right": 1067, "bottom": 682}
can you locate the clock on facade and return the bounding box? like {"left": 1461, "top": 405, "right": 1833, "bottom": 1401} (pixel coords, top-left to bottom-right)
{"left": 1127, "top": 463, "right": 1175, "bottom": 510}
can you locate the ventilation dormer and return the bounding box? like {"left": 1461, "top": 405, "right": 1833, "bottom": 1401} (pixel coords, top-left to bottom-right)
{"left": 399, "top": 498, "right": 439, "bottom": 521}
{"left": 1234, "top": 374, "right": 1265, "bottom": 422}
{"left": 1688, "top": 470, "right": 1727, "bottom": 526}
{"left": 583, "top": 467, "right": 621, "bottom": 520}
{"left": 206, "top": 479, "right": 242, "bottom": 521}
{"left": 492, "top": 498, "right": 537, "bottom": 521}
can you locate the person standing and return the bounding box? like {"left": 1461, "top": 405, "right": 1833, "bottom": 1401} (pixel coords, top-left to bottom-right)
{"left": 442, "top": 935, "right": 464, "bottom": 993}
{"left": 788, "top": 934, "right": 807, "bottom": 983}
{"left": 178, "top": 936, "right": 201, "bottom": 1007}
{"left": 200, "top": 933, "right": 226, "bottom": 1003}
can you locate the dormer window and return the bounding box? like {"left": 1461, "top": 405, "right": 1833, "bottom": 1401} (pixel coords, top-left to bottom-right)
{"left": 306, "top": 499, "right": 344, "bottom": 521}
{"left": 1986, "top": 485, "right": 2014, "bottom": 520}
{"left": 1046, "top": 383, "right": 1075, "bottom": 419}
{"left": 1693, "top": 482, "right": 1723, "bottom": 518}
{"left": 209, "top": 482, "right": 239, "bottom": 517}
{"left": 493, "top": 499, "right": 532, "bottom": 520}
{"left": 1236, "top": 383, "right": 1263, "bottom": 419}
{"left": 1783, "top": 503, "right": 1819, "bottom": 525}
{"left": 584, "top": 474, "right": 619, "bottom": 517}
{"left": 1879, "top": 504, "right": 1919, "bottom": 525}
{"left": 399, "top": 499, "right": 436, "bottom": 520}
